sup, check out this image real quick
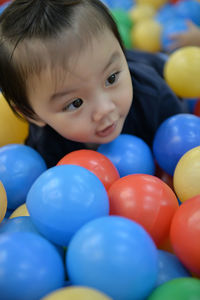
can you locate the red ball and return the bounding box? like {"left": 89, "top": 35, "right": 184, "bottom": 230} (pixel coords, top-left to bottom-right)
{"left": 108, "top": 174, "right": 179, "bottom": 246}
{"left": 194, "top": 99, "right": 200, "bottom": 117}
{"left": 170, "top": 195, "right": 200, "bottom": 276}
{"left": 57, "top": 149, "right": 120, "bottom": 191}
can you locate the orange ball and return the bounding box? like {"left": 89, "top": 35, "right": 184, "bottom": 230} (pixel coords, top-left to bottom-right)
{"left": 170, "top": 195, "right": 200, "bottom": 276}
{"left": 108, "top": 174, "right": 179, "bottom": 246}
{"left": 57, "top": 149, "right": 120, "bottom": 191}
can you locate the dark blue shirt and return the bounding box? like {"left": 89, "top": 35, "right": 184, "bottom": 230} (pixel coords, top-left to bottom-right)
{"left": 26, "top": 50, "right": 188, "bottom": 168}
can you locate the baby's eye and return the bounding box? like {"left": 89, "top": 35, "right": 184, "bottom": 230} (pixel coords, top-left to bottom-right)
{"left": 63, "top": 98, "right": 83, "bottom": 111}
{"left": 105, "top": 72, "right": 120, "bottom": 87}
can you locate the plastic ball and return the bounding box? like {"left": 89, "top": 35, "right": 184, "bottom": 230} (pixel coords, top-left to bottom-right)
{"left": 57, "top": 149, "right": 119, "bottom": 191}
{"left": 9, "top": 203, "right": 29, "bottom": 219}
{"left": 111, "top": 9, "right": 133, "bottom": 31}
{"left": 156, "top": 250, "right": 191, "bottom": 287}
{"left": 41, "top": 286, "right": 112, "bottom": 300}
{"left": 155, "top": 4, "right": 178, "bottom": 25}
{"left": 0, "top": 144, "right": 47, "bottom": 209}
{"left": 164, "top": 46, "right": 200, "bottom": 98}
{"left": 170, "top": 195, "right": 200, "bottom": 276}
{"left": 26, "top": 165, "right": 109, "bottom": 246}
{"left": 173, "top": 146, "right": 200, "bottom": 202}
{"left": 0, "top": 93, "right": 28, "bottom": 147}
{"left": 67, "top": 216, "right": 158, "bottom": 300}
{"left": 0, "top": 181, "right": 7, "bottom": 223}
{"left": 194, "top": 99, "right": 200, "bottom": 116}
{"left": 161, "top": 18, "right": 188, "bottom": 51}
{"left": 175, "top": 0, "right": 200, "bottom": 26}
{"left": 135, "top": 0, "right": 168, "bottom": 10}
{"left": 0, "top": 232, "right": 65, "bottom": 300}
{"left": 153, "top": 114, "right": 200, "bottom": 176}
{"left": 108, "top": 174, "right": 178, "bottom": 246}
{"left": 131, "top": 18, "right": 162, "bottom": 52}
{"left": 117, "top": 23, "right": 132, "bottom": 49}
{"left": 98, "top": 134, "right": 155, "bottom": 177}
{"left": 0, "top": 216, "right": 40, "bottom": 235}
{"left": 147, "top": 278, "right": 200, "bottom": 300}
{"left": 129, "top": 4, "right": 156, "bottom": 24}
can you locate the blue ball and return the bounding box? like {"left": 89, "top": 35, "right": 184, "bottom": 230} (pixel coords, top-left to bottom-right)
{"left": 98, "top": 134, "right": 155, "bottom": 177}
{"left": 0, "top": 232, "right": 65, "bottom": 300}
{"left": 161, "top": 18, "right": 188, "bottom": 51}
{"left": 0, "top": 144, "right": 47, "bottom": 210}
{"left": 101, "top": 0, "right": 134, "bottom": 11}
{"left": 0, "top": 216, "right": 39, "bottom": 235}
{"left": 0, "top": 1, "right": 11, "bottom": 15}
{"left": 156, "top": 250, "right": 191, "bottom": 287}
{"left": 67, "top": 216, "right": 158, "bottom": 300}
{"left": 155, "top": 4, "right": 178, "bottom": 25}
{"left": 175, "top": 0, "right": 200, "bottom": 26}
{"left": 26, "top": 165, "right": 109, "bottom": 246}
{"left": 153, "top": 114, "right": 200, "bottom": 176}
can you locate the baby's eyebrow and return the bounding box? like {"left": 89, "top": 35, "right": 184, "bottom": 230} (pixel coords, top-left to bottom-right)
{"left": 103, "top": 51, "right": 121, "bottom": 73}
{"left": 50, "top": 87, "right": 77, "bottom": 102}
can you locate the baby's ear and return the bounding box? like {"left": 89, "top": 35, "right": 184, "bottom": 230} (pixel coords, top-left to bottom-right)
{"left": 13, "top": 105, "right": 46, "bottom": 127}
{"left": 26, "top": 117, "right": 46, "bottom": 127}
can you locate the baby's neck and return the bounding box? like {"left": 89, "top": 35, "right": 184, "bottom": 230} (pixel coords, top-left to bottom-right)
{"left": 84, "top": 143, "right": 99, "bottom": 151}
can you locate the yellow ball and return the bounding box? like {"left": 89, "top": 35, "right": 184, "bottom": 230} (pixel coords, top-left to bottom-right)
{"left": 135, "top": 0, "right": 168, "bottom": 10}
{"left": 164, "top": 47, "right": 200, "bottom": 98}
{"left": 0, "top": 93, "right": 29, "bottom": 147}
{"left": 173, "top": 146, "right": 200, "bottom": 203}
{"left": 41, "top": 287, "right": 112, "bottom": 300}
{"left": 9, "top": 203, "right": 29, "bottom": 219}
{"left": 0, "top": 181, "right": 7, "bottom": 223}
{"left": 129, "top": 4, "right": 156, "bottom": 24}
{"left": 131, "top": 19, "right": 162, "bottom": 52}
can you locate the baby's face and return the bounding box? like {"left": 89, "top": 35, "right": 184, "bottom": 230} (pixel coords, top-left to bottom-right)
{"left": 27, "top": 29, "right": 133, "bottom": 145}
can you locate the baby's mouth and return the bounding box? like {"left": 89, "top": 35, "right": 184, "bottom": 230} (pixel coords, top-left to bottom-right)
{"left": 96, "top": 121, "right": 117, "bottom": 138}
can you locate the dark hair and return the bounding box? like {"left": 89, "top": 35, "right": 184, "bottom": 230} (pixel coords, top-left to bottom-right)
{"left": 0, "top": 0, "right": 124, "bottom": 119}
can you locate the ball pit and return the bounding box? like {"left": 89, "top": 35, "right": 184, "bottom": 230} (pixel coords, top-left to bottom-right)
{"left": 1, "top": 1, "right": 200, "bottom": 299}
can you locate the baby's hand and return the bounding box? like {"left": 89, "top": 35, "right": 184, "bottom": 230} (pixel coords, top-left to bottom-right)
{"left": 168, "top": 20, "right": 200, "bottom": 51}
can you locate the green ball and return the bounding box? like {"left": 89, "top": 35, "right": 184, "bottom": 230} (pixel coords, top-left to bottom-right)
{"left": 117, "top": 24, "right": 132, "bottom": 49}
{"left": 111, "top": 9, "right": 133, "bottom": 31}
{"left": 148, "top": 278, "right": 200, "bottom": 300}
